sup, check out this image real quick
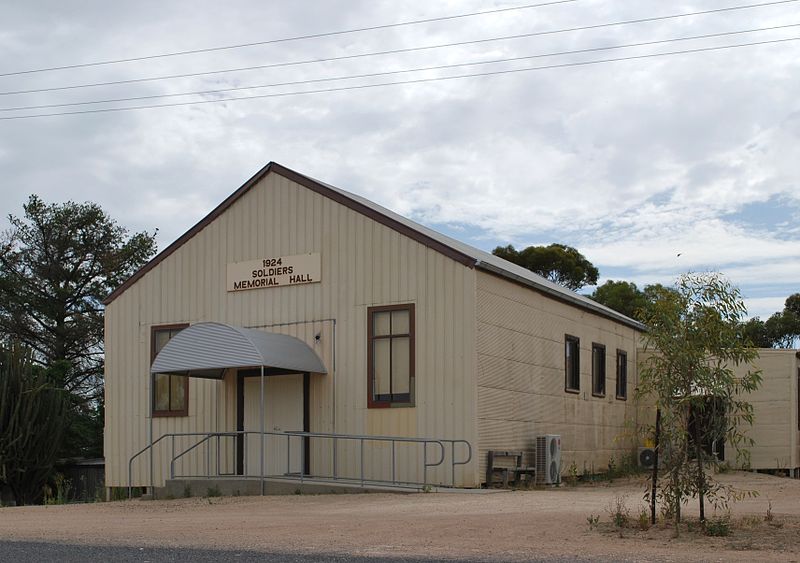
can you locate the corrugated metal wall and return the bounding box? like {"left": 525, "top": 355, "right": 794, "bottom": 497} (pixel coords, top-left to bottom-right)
{"left": 105, "top": 173, "right": 479, "bottom": 489}
{"left": 731, "top": 349, "right": 799, "bottom": 471}
{"left": 475, "top": 271, "right": 640, "bottom": 480}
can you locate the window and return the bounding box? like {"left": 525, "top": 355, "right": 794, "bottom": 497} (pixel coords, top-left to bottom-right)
{"left": 592, "top": 343, "right": 606, "bottom": 397}
{"left": 151, "top": 324, "right": 189, "bottom": 417}
{"left": 616, "top": 350, "right": 628, "bottom": 400}
{"left": 368, "top": 304, "right": 415, "bottom": 407}
{"left": 565, "top": 335, "right": 580, "bottom": 393}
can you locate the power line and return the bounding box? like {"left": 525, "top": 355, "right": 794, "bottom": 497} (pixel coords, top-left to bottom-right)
{"left": 2, "top": 36, "right": 796, "bottom": 121}
{"left": 2, "top": 0, "right": 798, "bottom": 96}
{"left": 0, "top": 0, "right": 581, "bottom": 78}
{"left": 4, "top": 24, "right": 797, "bottom": 113}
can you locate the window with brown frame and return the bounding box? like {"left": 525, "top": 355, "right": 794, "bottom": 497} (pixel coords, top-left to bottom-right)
{"left": 616, "top": 350, "right": 628, "bottom": 400}
{"left": 367, "top": 304, "right": 415, "bottom": 408}
{"left": 151, "top": 324, "right": 189, "bottom": 417}
{"left": 592, "top": 343, "right": 606, "bottom": 397}
{"left": 565, "top": 335, "right": 580, "bottom": 393}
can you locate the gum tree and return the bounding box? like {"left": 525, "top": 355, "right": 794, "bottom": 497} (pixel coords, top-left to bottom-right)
{"left": 637, "top": 273, "right": 762, "bottom": 525}
{"left": 0, "top": 195, "right": 156, "bottom": 458}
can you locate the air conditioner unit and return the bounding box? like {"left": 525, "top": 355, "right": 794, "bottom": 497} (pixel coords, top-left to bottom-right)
{"left": 638, "top": 446, "right": 656, "bottom": 469}
{"left": 536, "top": 434, "right": 561, "bottom": 485}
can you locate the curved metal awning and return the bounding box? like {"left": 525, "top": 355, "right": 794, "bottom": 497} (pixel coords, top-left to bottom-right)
{"left": 150, "top": 322, "right": 327, "bottom": 378}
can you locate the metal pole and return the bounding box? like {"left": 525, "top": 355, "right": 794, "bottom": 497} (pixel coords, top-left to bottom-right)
{"left": 333, "top": 437, "right": 337, "bottom": 480}
{"left": 360, "top": 438, "right": 365, "bottom": 487}
{"left": 260, "top": 365, "right": 265, "bottom": 496}
{"left": 170, "top": 436, "right": 175, "bottom": 479}
{"left": 451, "top": 442, "right": 456, "bottom": 487}
{"left": 287, "top": 435, "right": 291, "bottom": 474}
{"left": 149, "top": 374, "right": 154, "bottom": 498}
{"left": 651, "top": 408, "right": 661, "bottom": 526}
{"left": 423, "top": 442, "right": 428, "bottom": 487}
{"left": 392, "top": 441, "right": 396, "bottom": 485}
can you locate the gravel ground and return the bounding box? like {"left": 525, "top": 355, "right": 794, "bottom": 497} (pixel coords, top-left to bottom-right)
{"left": 1, "top": 472, "right": 798, "bottom": 562}
{"left": 0, "top": 541, "right": 627, "bottom": 563}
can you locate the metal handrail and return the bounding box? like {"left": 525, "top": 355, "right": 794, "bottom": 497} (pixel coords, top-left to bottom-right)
{"left": 169, "top": 433, "right": 239, "bottom": 479}
{"left": 129, "top": 429, "right": 472, "bottom": 496}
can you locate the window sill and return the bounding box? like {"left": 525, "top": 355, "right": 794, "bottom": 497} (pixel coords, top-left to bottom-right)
{"left": 368, "top": 403, "right": 415, "bottom": 409}
{"left": 564, "top": 388, "right": 580, "bottom": 395}
{"left": 592, "top": 393, "right": 606, "bottom": 398}
{"left": 615, "top": 395, "right": 628, "bottom": 401}
{"left": 152, "top": 410, "right": 189, "bottom": 418}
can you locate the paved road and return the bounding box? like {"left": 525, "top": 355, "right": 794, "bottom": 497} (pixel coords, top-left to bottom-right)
{"left": 0, "top": 541, "right": 635, "bottom": 563}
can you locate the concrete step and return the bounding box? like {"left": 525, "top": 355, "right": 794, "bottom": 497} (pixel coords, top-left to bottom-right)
{"left": 160, "top": 477, "right": 417, "bottom": 498}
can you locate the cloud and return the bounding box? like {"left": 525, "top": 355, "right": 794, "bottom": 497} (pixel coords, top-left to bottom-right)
{"left": 1, "top": 0, "right": 798, "bottom": 310}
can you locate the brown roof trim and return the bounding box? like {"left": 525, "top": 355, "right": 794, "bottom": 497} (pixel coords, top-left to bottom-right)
{"left": 104, "top": 162, "right": 475, "bottom": 305}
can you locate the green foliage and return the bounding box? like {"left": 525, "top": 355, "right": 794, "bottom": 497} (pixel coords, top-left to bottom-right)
{"left": 740, "top": 293, "right": 800, "bottom": 349}
{"left": 0, "top": 344, "right": 68, "bottom": 505}
{"left": 0, "top": 195, "right": 156, "bottom": 459}
{"left": 492, "top": 243, "right": 599, "bottom": 291}
{"left": 590, "top": 280, "right": 681, "bottom": 321}
{"left": 607, "top": 494, "right": 631, "bottom": 528}
{"left": 590, "top": 280, "right": 648, "bottom": 319}
{"left": 638, "top": 272, "right": 762, "bottom": 522}
{"left": 704, "top": 514, "right": 732, "bottom": 536}
{"left": 586, "top": 514, "right": 599, "bottom": 530}
{"left": 43, "top": 473, "right": 71, "bottom": 505}
{"left": 206, "top": 485, "right": 222, "bottom": 498}
{"left": 183, "top": 484, "right": 192, "bottom": 498}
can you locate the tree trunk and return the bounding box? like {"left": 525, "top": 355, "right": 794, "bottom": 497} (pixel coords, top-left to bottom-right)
{"left": 693, "top": 410, "right": 706, "bottom": 522}
{"left": 651, "top": 408, "right": 661, "bottom": 525}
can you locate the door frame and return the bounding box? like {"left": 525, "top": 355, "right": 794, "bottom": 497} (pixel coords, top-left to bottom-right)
{"left": 236, "top": 368, "right": 311, "bottom": 476}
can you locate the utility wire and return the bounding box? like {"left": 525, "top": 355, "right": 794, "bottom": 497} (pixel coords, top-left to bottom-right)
{"left": 2, "top": 0, "right": 798, "bottom": 96}
{"left": 4, "top": 24, "right": 797, "bottom": 113}
{"left": 0, "top": 0, "right": 581, "bottom": 77}
{"left": 2, "top": 36, "right": 796, "bottom": 121}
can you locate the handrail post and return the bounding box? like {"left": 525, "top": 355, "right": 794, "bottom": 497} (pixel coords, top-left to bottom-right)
{"left": 332, "top": 436, "right": 337, "bottom": 480}
{"left": 287, "top": 435, "right": 291, "bottom": 475}
{"left": 423, "top": 442, "right": 428, "bottom": 487}
{"left": 391, "top": 441, "right": 396, "bottom": 485}
{"left": 360, "top": 438, "right": 365, "bottom": 487}
{"left": 451, "top": 441, "right": 455, "bottom": 487}
{"left": 216, "top": 434, "right": 220, "bottom": 477}
{"left": 300, "top": 436, "right": 305, "bottom": 484}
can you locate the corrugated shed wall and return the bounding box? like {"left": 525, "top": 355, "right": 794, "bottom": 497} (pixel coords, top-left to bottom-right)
{"left": 730, "top": 350, "right": 799, "bottom": 471}
{"left": 475, "top": 271, "right": 640, "bottom": 481}
{"left": 105, "top": 172, "right": 478, "bottom": 489}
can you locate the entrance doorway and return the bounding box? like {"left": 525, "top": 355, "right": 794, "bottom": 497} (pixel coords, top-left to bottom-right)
{"left": 236, "top": 370, "right": 310, "bottom": 476}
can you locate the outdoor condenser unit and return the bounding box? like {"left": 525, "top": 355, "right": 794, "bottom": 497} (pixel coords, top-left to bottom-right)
{"left": 536, "top": 434, "right": 561, "bottom": 485}
{"left": 638, "top": 446, "right": 656, "bottom": 469}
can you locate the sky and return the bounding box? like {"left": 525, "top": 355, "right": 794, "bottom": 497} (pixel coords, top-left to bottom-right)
{"left": 1, "top": 0, "right": 798, "bottom": 319}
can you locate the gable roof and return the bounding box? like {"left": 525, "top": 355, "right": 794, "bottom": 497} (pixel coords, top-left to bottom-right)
{"left": 104, "top": 162, "right": 645, "bottom": 331}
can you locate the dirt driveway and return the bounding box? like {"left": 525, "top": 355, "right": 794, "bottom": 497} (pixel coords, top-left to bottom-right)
{"left": 1, "top": 472, "right": 798, "bottom": 562}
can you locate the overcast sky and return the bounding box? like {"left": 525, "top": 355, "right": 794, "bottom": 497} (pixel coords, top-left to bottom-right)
{"left": 1, "top": 0, "right": 798, "bottom": 318}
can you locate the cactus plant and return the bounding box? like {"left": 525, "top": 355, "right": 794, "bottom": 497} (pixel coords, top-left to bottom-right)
{"left": 0, "top": 343, "right": 67, "bottom": 505}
